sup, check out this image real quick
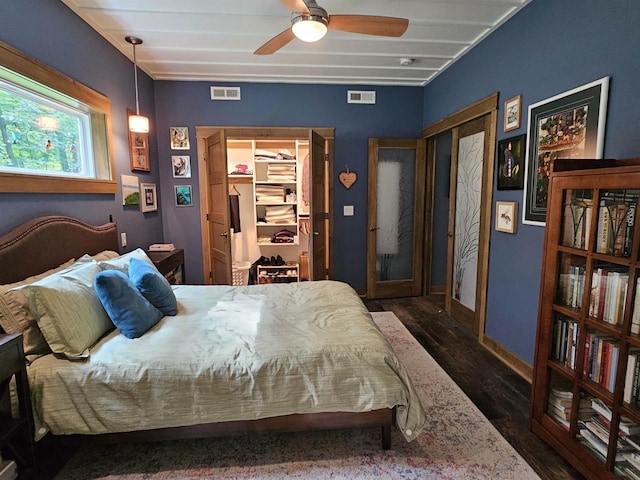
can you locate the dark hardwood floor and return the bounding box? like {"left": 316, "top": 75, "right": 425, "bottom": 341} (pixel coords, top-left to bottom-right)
{"left": 363, "top": 294, "right": 584, "bottom": 480}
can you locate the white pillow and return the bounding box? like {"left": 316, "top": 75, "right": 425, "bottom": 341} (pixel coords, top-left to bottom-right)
{"left": 21, "top": 261, "right": 113, "bottom": 360}
{"left": 97, "top": 248, "right": 157, "bottom": 273}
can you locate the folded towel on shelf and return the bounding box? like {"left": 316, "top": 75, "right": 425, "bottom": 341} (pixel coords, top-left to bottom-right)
{"left": 267, "top": 164, "right": 296, "bottom": 182}
{"left": 265, "top": 204, "right": 296, "bottom": 224}
{"left": 255, "top": 185, "right": 284, "bottom": 203}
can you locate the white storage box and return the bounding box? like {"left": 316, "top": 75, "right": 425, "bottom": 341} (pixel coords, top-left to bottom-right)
{"left": 232, "top": 261, "right": 251, "bottom": 286}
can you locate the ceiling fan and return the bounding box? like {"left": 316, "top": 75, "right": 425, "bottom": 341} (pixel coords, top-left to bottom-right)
{"left": 255, "top": 0, "right": 409, "bottom": 55}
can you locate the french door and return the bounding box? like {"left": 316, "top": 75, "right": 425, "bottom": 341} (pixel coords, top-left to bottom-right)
{"left": 366, "top": 138, "right": 426, "bottom": 299}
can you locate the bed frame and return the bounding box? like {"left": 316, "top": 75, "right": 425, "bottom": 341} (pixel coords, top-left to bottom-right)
{"left": 0, "top": 215, "right": 395, "bottom": 449}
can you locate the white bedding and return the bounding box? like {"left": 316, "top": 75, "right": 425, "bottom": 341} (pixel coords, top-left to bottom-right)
{"left": 28, "top": 281, "right": 428, "bottom": 442}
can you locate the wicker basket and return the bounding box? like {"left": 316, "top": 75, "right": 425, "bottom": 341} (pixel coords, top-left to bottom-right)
{"left": 232, "top": 261, "right": 251, "bottom": 286}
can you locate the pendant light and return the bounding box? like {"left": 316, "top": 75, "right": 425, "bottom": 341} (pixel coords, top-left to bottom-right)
{"left": 125, "top": 36, "right": 149, "bottom": 133}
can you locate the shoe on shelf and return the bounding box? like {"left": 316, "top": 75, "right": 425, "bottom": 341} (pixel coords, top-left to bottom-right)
{"left": 276, "top": 255, "right": 285, "bottom": 266}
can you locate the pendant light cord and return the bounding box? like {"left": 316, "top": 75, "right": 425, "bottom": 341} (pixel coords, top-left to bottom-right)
{"left": 133, "top": 42, "right": 140, "bottom": 116}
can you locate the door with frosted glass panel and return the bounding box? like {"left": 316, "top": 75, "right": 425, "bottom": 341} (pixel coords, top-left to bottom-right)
{"left": 445, "top": 116, "right": 492, "bottom": 334}
{"left": 367, "top": 138, "right": 426, "bottom": 299}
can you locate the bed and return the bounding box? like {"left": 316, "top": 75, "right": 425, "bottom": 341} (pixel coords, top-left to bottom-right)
{"left": 0, "top": 216, "right": 427, "bottom": 449}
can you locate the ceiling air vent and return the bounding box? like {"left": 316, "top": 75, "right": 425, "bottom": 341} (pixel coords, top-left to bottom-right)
{"left": 210, "top": 86, "right": 241, "bottom": 101}
{"left": 347, "top": 90, "right": 376, "bottom": 104}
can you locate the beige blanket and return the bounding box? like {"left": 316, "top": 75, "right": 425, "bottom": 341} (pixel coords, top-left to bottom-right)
{"left": 28, "top": 281, "right": 427, "bottom": 441}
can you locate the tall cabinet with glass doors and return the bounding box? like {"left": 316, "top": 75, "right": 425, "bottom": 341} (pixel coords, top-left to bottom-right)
{"left": 531, "top": 158, "right": 640, "bottom": 479}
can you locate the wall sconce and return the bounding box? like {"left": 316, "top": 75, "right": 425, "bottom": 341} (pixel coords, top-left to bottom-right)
{"left": 125, "top": 35, "right": 149, "bottom": 133}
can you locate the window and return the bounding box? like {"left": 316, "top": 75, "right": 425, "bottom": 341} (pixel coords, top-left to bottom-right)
{"left": 0, "top": 41, "right": 116, "bottom": 194}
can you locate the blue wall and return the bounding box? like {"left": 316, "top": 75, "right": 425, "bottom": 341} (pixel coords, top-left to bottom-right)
{"left": 0, "top": 0, "right": 162, "bottom": 250}
{"left": 2, "top": 0, "right": 639, "bottom": 367}
{"left": 424, "top": 0, "right": 640, "bottom": 364}
{"left": 153, "top": 81, "right": 423, "bottom": 285}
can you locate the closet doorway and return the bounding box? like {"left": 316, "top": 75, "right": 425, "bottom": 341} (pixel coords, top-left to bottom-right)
{"left": 196, "top": 127, "right": 334, "bottom": 285}
{"left": 422, "top": 94, "right": 498, "bottom": 339}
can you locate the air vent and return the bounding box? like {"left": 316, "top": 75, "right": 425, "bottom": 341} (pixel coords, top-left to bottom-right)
{"left": 210, "top": 86, "right": 241, "bottom": 101}
{"left": 347, "top": 90, "right": 376, "bottom": 104}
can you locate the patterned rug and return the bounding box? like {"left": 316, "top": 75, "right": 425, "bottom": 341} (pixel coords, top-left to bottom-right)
{"left": 54, "top": 312, "right": 539, "bottom": 479}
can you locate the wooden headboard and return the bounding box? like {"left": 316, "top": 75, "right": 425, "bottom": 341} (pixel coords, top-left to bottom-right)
{"left": 0, "top": 216, "right": 118, "bottom": 285}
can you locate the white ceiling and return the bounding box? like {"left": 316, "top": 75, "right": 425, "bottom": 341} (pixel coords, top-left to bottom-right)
{"left": 61, "top": 0, "right": 531, "bottom": 87}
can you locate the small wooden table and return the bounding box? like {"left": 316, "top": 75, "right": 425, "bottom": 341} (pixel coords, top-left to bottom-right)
{"left": 0, "top": 334, "right": 36, "bottom": 477}
{"left": 146, "top": 249, "right": 185, "bottom": 284}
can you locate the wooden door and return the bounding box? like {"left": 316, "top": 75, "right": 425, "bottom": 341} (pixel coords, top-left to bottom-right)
{"left": 206, "top": 131, "right": 232, "bottom": 284}
{"left": 366, "top": 138, "right": 426, "bottom": 299}
{"left": 445, "top": 115, "right": 493, "bottom": 333}
{"left": 310, "top": 130, "right": 328, "bottom": 280}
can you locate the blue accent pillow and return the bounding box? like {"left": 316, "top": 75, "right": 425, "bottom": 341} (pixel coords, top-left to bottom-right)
{"left": 128, "top": 258, "right": 178, "bottom": 316}
{"left": 94, "top": 270, "right": 163, "bottom": 339}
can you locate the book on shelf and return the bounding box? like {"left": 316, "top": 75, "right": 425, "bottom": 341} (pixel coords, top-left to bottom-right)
{"left": 563, "top": 194, "right": 592, "bottom": 249}
{"left": 591, "top": 398, "right": 640, "bottom": 436}
{"left": 579, "top": 428, "right": 628, "bottom": 462}
{"left": 589, "top": 267, "right": 628, "bottom": 325}
{"left": 148, "top": 243, "right": 175, "bottom": 252}
{"left": 596, "top": 192, "right": 638, "bottom": 257}
{"left": 551, "top": 316, "right": 580, "bottom": 368}
{"left": 621, "top": 455, "right": 640, "bottom": 480}
{"left": 585, "top": 333, "right": 620, "bottom": 391}
{"left": 632, "top": 277, "right": 640, "bottom": 335}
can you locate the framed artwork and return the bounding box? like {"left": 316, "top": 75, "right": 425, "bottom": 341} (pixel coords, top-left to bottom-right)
{"left": 523, "top": 76, "right": 609, "bottom": 226}
{"left": 503, "top": 95, "right": 522, "bottom": 132}
{"left": 170, "top": 127, "right": 190, "bottom": 150}
{"left": 121, "top": 174, "right": 139, "bottom": 205}
{"left": 496, "top": 134, "right": 526, "bottom": 190}
{"left": 172, "top": 155, "right": 191, "bottom": 178}
{"left": 175, "top": 185, "right": 192, "bottom": 207}
{"left": 495, "top": 201, "right": 518, "bottom": 233}
{"left": 127, "top": 109, "right": 150, "bottom": 172}
{"left": 140, "top": 183, "right": 157, "bottom": 212}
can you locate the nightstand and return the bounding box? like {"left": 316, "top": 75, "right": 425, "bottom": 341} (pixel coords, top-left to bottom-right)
{"left": 0, "top": 334, "right": 36, "bottom": 477}
{"left": 146, "top": 249, "right": 185, "bottom": 284}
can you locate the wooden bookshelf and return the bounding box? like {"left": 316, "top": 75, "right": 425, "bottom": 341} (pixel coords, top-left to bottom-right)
{"left": 531, "top": 158, "right": 640, "bottom": 479}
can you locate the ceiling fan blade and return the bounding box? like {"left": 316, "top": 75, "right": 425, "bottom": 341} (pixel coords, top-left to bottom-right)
{"left": 328, "top": 15, "right": 408, "bottom": 37}
{"left": 279, "top": 0, "right": 310, "bottom": 14}
{"left": 254, "top": 28, "right": 296, "bottom": 55}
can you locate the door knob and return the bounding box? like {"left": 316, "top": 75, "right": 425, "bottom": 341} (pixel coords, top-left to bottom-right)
{"left": 220, "top": 232, "right": 228, "bottom": 237}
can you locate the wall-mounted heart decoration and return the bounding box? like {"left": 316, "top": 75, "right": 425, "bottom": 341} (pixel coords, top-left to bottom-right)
{"left": 339, "top": 166, "right": 357, "bottom": 190}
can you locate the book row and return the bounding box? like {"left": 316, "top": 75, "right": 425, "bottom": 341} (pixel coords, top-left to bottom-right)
{"left": 584, "top": 331, "right": 620, "bottom": 393}
{"left": 558, "top": 263, "right": 586, "bottom": 310}
{"left": 548, "top": 389, "right": 640, "bottom": 477}
{"left": 562, "top": 190, "right": 638, "bottom": 258}
{"left": 589, "top": 267, "right": 629, "bottom": 325}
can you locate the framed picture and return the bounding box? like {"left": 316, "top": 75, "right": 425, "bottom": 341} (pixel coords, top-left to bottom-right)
{"left": 121, "top": 174, "right": 139, "bottom": 205}
{"left": 127, "top": 109, "right": 150, "bottom": 172}
{"left": 172, "top": 155, "right": 191, "bottom": 178}
{"left": 504, "top": 95, "right": 522, "bottom": 132}
{"left": 170, "top": 127, "right": 190, "bottom": 150}
{"left": 497, "top": 134, "right": 526, "bottom": 190}
{"left": 175, "top": 185, "right": 192, "bottom": 207}
{"left": 140, "top": 183, "right": 157, "bottom": 212}
{"left": 495, "top": 201, "right": 518, "bottom": 233}
{"left": 523, "top": 77, "right": 609, "bottom": 226}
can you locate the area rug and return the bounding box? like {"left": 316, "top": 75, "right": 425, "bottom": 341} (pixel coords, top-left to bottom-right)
{"left": 54, "top": 312, "right": 540, "bottom": 479}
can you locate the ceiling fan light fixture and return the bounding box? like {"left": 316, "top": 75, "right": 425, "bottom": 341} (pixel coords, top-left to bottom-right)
{"left": 292, "top": 14, "right": 328, "bottom": 42}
